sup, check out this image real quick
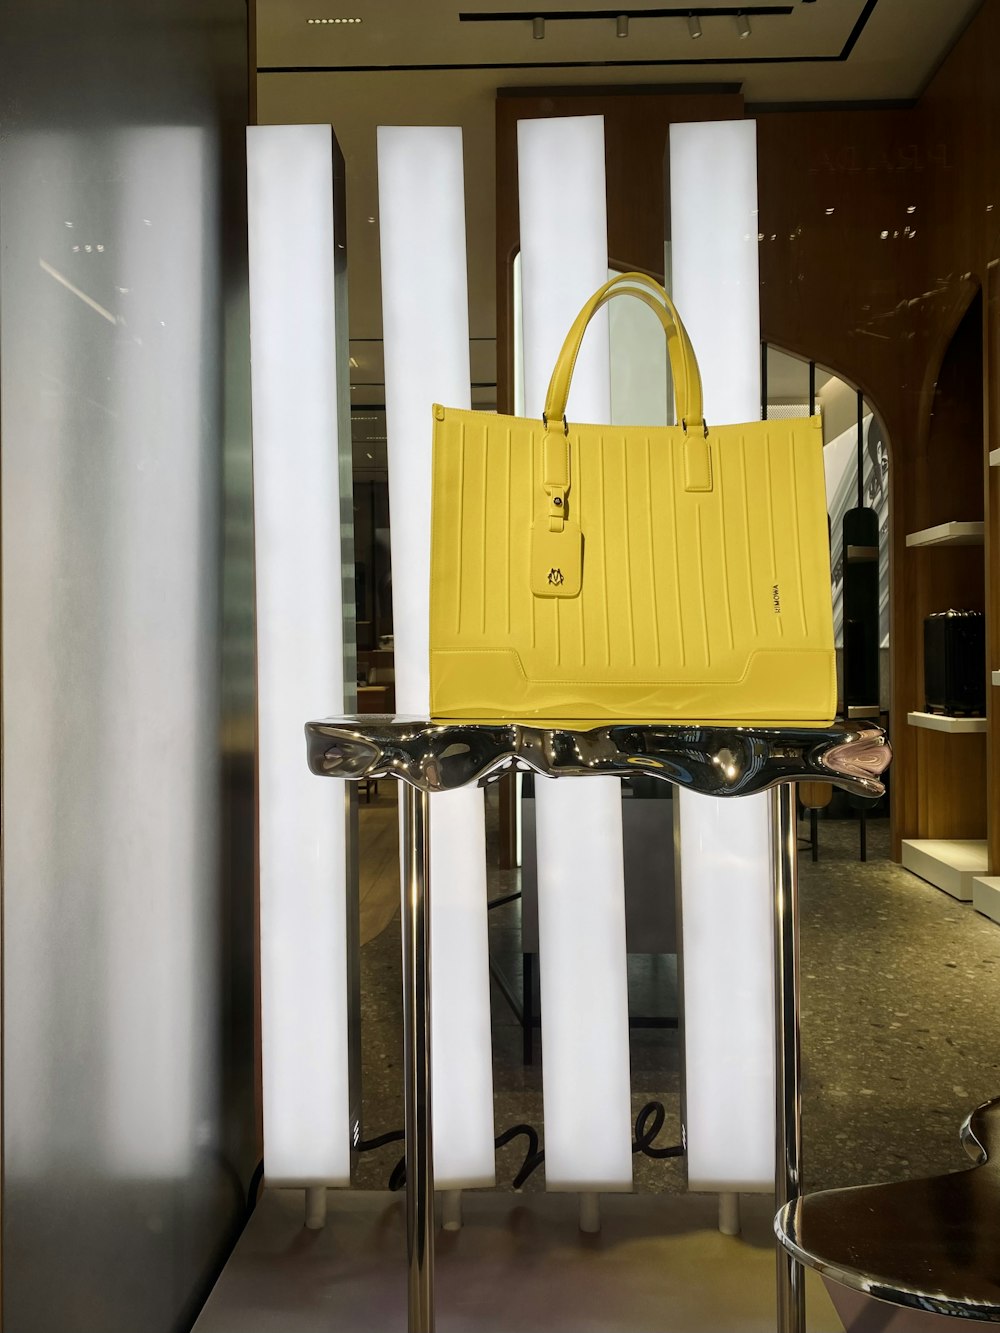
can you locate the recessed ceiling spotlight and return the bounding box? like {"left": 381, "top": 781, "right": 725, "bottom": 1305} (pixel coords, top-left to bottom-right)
{"left": 736, "top": 12, "right": 751, "bottom": 38}
{"left": 533, "top": 16, "right": 545, "bottom": 39}
{"left": 687, "top": 14, "right": 702, "bottom": 39}
{"left": 616, "top": 14, "right": 629, "bottom": 37}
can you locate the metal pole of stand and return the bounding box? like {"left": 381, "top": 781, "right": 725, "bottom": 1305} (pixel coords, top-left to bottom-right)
{"left": 401, "top": 783, "right": 434, "bottom": 1332}
{"left": 773, "top": 783, "right": 805, "bottom": 1333}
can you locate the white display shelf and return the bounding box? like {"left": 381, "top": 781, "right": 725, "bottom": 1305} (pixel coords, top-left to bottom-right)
{"left": 973, "top": 877, "right": 1000, "bottom": 925}
{"left": 993, "top": 670, "right": 1000, "bottom": 687}
{"left": 905, "top": 521, "right": 984, "bottom": 548}
{"left": 990, "top": 447, "right": 1000, "bottom": 468}
{"left": 902, "top": 839, "right": 988, "bottom": 902}
{"left": 907, "top": 711, "right": 987, "bottom": 733}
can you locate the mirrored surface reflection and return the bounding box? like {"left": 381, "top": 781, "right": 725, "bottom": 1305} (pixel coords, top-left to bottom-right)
{"left": 306, "top": 716, "right": 890, "bottom": 799}
{"left": 0, "top": 3, "right": 254, "bottom": 1330}
{"left": 776, "top": 1097, "right": 1000, "bottom": 1320}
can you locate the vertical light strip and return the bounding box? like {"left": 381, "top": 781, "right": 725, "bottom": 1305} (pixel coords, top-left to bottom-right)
{"left": 102, "top": 128, "right": 208, "bottom": 1177}
{"left": 518, "top": 115, "right": 632, "bottom": 1190}
{"left": 248, "top": 124, "right": 351, "bottom": 1185}
{"left": 670, "top": 119, "right": 775, "bottom": 1192}
{"left": 377, "top": 125, "right": 495, "bottom": 1189}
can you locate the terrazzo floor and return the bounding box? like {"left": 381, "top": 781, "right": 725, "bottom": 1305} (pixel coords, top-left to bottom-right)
{"left": 354, "top": 784, "right": 1000, "bottom": 1198}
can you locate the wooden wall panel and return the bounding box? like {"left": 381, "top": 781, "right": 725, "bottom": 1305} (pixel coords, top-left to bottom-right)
{"left": 914, "top": 729, "right": 988, "bottom": 841}
{"left": 493, "top": 7, "right": 1000, "bottom": 865}
{"left": 756, "top": 0, "right": 1000, "bottom": 863}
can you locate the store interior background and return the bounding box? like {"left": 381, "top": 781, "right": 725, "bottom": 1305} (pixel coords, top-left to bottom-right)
{"left": 4, "top": 0, "right": 1000, "bottom": 1329}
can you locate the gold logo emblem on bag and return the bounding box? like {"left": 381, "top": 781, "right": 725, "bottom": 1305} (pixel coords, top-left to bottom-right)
{"left": 548, "top": 568, "right": 565, "bottom": 587}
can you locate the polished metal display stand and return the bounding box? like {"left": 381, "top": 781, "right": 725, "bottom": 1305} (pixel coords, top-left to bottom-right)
{"left": 305, "top": 716, "right": 891, "bottom": 1333}
{"left": 774, "top": 1095, "right": 1000, "bottom": 1325}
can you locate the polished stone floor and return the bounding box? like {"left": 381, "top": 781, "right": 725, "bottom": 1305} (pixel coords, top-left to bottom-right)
{"left": 353, "top": 784, "right": 1000, "bottom": 1198}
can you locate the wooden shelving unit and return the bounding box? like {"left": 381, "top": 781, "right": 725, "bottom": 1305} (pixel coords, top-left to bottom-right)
{"left": 897, "top": 290, "right": 989, "bottom": 865}
{"left": 988, "top": 266, "right": 1000, "bottom": 882}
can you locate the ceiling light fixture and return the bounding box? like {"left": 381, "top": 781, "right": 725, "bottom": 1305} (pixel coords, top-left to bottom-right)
{"left": 616, "top": 14, "right": 629, "bottom": 37}
{"left": 688, "top": 13, "right": 702, "bottom": 39}
{"left": 306, "top": 16, "right": 362, "bottom": 24}
{"left": 736, "top": 12, "right": 751, "bottom": 37}
{"left": 533, "top": 16, "right": 545, "bottom": 38}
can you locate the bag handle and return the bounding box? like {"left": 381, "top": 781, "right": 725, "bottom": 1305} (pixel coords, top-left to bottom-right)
{"left": 542, "top": 271, "right": 706, "bottom": 433}
{"left": 538, "top": 274, "right": 711, "bottom": 535}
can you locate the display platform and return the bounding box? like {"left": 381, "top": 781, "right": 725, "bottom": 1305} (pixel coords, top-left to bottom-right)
{"left": 973, "top": 876, "right": 1000, "bottom": 925}
{"left": 194, "top": 1189, "right": 841, "bottom": 1333}
{"left": 303, "top": 714, "right": 890, "bottom": 1333}
{"left": 305, "top": 715, "right": 890, "bottom": 797}
{"left": 776, "top": 1097, "right": 1000, "bottom": 1326}
{"left": 901, "top": 839, "right": 988, "bottom": 901}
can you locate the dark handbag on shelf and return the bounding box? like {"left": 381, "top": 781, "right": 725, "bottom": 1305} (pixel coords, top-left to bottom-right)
{"left": 923, "top": 609, "right": 985, "bottom": 716}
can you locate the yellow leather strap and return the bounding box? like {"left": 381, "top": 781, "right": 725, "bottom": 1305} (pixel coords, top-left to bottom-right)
{"left": 543, "top": 271, "right": 705, "bottom": 432}
{"left": 542, "top": 429, "right": 569, "bottom": 531}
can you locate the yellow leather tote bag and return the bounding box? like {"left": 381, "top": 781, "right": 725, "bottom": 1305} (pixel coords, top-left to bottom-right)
{"left": 429, "top": 272, "right": 836, "bottom": 724}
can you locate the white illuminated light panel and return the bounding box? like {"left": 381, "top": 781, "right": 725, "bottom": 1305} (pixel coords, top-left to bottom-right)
{"left": 247, "top": 125, "right": 351, "bottom": 1185}
{"left": 377, "top": 125, "right": 496, "bottom": 1189}
{"left": 518, "top": 115, "right": 633, "bottom": 1191}
{"left": 103, "top": 128, "right": 207, "bottom": 1177}
{"left": 670, "top": 119, "right": 776, "bottom": 1193}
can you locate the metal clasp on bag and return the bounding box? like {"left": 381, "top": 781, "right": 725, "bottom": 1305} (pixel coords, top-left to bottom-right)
{"left": 682, "top": 416, "right": 710, "bottom": 439}
{"left": 542, "top": 411, "right": 569, "bottom": 436}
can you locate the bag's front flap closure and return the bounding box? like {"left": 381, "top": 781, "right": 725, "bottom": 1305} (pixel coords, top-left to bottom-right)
{"left": 531, "top": 519, "right": 582, "bottom": 598}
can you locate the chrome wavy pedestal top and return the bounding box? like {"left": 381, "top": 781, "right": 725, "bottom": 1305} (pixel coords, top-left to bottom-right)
{"left": 305, "top": 715, "right": 890, "bottom": 797}
{"left": 775, "top": 1097, "right": 1000, "bottom": 1322}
